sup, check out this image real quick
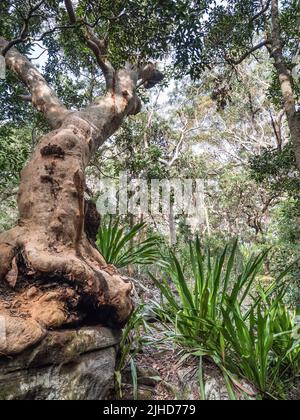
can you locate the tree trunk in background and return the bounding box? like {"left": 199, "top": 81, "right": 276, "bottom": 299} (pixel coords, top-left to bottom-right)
{"left": 269, "top": 0, "right": 300, "bottom": 169}
{"left": 127, "top": 214, "right": 136, "bottom": 277}
{"left": 169, "top": 204, "right": 177, "bottom": 245}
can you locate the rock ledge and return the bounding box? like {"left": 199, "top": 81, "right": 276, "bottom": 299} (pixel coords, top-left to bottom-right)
{"left": 0, "top": 326, "right": 121, "bottom": 400}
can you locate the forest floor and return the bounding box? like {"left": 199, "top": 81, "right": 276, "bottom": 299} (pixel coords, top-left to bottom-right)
{"left": 110, "top": 271, "right": 258, "bottom": 401}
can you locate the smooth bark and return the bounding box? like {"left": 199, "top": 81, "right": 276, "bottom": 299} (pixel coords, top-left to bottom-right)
{"left": 269, "top": 0, "right": 300, "bottom": 168}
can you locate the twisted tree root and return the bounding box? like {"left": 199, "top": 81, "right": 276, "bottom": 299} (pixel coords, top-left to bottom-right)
{"left": 0, "top": 226, "right": 133, "bottom": 356}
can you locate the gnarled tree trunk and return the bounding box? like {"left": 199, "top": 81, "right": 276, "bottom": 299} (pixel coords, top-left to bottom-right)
{"left": 0, "top": 32, "right": 160, "bottom": 355}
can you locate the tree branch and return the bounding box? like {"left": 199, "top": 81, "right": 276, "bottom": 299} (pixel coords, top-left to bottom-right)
{"left": 226, "top": 40, "right": 269, "bottom": 65}
{"left": 33, "top": 23, "right": 80, "bottom": 42}
{"left": 249, "top": 0, "right": 271, "bottom": 24}
{"left": 0, "top": 37, "right": 69, "bottom": 129}
{"left": 1, "top": 0, "right": 46, "bottom": 56}
{"left": 64, "top": 0, "right": 77, "bottom": 24}
{"left": 64, "top": 0, "right": 115, "bottom": 89}
{"left": 269, "top": 108, "right": 285, "bottom": 151}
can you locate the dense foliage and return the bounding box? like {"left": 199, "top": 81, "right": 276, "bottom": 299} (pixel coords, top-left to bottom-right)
{"left": 96, "top": 218, "right": 162, "bottom": 268}
{"left": 152, "top": 238, "right": 299, "bottom": 398}
{"left": 0, "top": 0, "right": 299, "bottom": 401}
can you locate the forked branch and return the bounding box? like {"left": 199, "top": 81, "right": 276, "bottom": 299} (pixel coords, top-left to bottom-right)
{"left": 64, "top": 0, "right": 115, "bottom": 89}
{"left": 1, "top": 0, "right": 46, "bottom": 56}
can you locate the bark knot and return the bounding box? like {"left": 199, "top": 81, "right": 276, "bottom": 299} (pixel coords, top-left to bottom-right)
{"left": 41, "top": 144, "right": 65, "bottom": 159}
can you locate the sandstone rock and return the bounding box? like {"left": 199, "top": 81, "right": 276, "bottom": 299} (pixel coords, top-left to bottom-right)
{"left": 0, "top": 326, "right": 121, "bottom": 400}
{"left": 0, "top": 314, "right": 46, "bottom": 356}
